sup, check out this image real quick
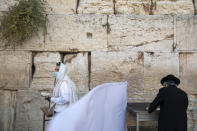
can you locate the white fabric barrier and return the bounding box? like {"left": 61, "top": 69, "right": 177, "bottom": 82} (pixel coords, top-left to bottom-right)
{"left": 47, "top": 82, "right": 128, "bottom": 131}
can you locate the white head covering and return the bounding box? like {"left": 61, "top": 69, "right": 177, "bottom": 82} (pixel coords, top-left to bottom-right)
{"left": 53, "top": 63, "right": 78, "bottom": 104}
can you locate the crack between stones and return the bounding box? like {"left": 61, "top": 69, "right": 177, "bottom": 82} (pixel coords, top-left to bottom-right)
{"left": 105, "top": 15, "right": 111, "bottom": 49}
{"left": 31, "top": 52, "right": 37, "bottom": 82}
{"left": 132, "top": 34, "right": 174, "bottom": 47}
{"left": 76, "top": 0, "right": 80, "bottom": 14}
{"left": 150, "top": 0, "right": 154, "bottom": 15}
{"left": 88, "top": 52, "right": 91, "bottom": 91}
{"left": 192, "top": 0, "right": 196, "bottom": 14}
{"left": 113, "top": 0, "right": 116, "bottom": 14}
{"left": 43, "top": 14, "right": 47, "bottom": 44}
{"left": 172, "top": 43, "right": 177, "bottom": 52}
{"left": 172, "top": 16, "right": 177, "bottom": 52}
{"left": 109, "top": 34, "right": 174, "bottom": 50}
{"left": 12, "top": 91, "right": 17, "bottom": 131}
{"left": 106, "top": 15, "right": 111, "bottom": 34}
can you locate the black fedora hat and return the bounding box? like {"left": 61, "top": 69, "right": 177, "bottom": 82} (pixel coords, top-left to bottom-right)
{"left": 161, "top": 74, "right": 180, "bottom": 86}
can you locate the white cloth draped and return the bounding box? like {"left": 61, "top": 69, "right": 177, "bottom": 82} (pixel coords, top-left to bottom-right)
{"left": 47, "top": 82, "right": 128, "bottom": 131}
{"left": 51, "top": 63, "right": 78, "bottom": 112}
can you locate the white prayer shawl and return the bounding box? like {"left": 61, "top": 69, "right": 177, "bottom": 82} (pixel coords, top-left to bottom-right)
{"left": 51, "top": 63, "right": 78, "bottom": 112}
{"left": 47, "top": 82, "right": 128, "bottom": 131}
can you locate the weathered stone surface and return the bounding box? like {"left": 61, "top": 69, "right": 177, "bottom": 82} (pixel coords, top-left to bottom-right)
{"left": 0, "top": 90, "right": 16, "bottom": 131}
{"left": 0, "top": 34, "right": 44, "bottom": 51}
{"left": 127, "top": 92, "right": 157, "bottom": 103}
{"left": 64, "top": 53, "right": 89, "bottom": 93}
{"left": 115, "top": 0, "right": 151, "bottom": 14}
{"left": 0, "top": 0, "right": 17, "bottom": 11}
{"left": 152, "top": 0, "right": 194, "bottom": 15}
{"left": 108, "top": 15, "right": 174, "bottom": 50}
{"left": 15, "top": 90, "right": 47, "bottom": 131}
{"left": 91, "top": 51, "right": 144, "bottom": 99}
{"left": 144, "top": 52, "right": 179, "bottom": 92}
{"left": 0, "top": 12, "right": 4, "bottom": 48}
{"left": 31, "top": 52, "right": 61, "bottom": 90}
{"left": 176, "top": 15, "right": 197, "bottom": 51}
{"left": 31, "top": 77, "right": 56, "bottom": 91}
{"left": 45, "top": 14, "right": 108, "bottom": 51}
{"left": 46, "top": 0, "right": 77, "bottom": 14}
{"left": 188, "top": 95, "right": 197, "bottom": 110}
{"left": 78, "top": 0, "right": 114, "bottom": 14}
{"left": 187, "top": 110, "right": 194, "bottom": 131}
{"left": 187, "top": 95, "right": 197, "bottom": 130}
{"left": 195, "top": 0, "right": 197, "bottom": 14}
{"left": 179, "top": 53, "right": 197, "bottom": 94}
{"left": 0, "top": 9, "right": 44, "bottom": 51}
{"left": 194, "top": 110, "right": 197, "bottom": 121}
{"left": 109, "top": 39, "right": 174, "bottom": 52}
{"left": 0, "top": 51, "right": 32, "bottom": 89}
{"left": 14, "top": 31, "right": 44, "bottom": 51}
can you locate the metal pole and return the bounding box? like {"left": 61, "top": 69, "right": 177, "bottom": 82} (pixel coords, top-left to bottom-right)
{"left": 136, "top": 113, "right": 139, "bottom": 131}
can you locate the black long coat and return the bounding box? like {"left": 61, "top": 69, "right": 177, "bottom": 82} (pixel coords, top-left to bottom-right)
{"left": 148, "top": 85, "right": 188, "bottom": 131}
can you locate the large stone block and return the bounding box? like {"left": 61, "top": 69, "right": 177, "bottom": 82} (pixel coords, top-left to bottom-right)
{"left": 152, "top": 0, "right": 194, "bottom": 15}
{"left": 64, "top": 53, "right": 89, "bottom": 93}
{"left": 77, "top": 0, "right": 114, "bottom": 14}
{"left": 179, "top": 53, "right": 197, "bottom": 94}
{"left": 115, "top": 0, "right": 151, "bottom": 14}
{"left": 91, "top": 51, "right": 144, "bottom": 99}
{"left": 31, "top": 52, "right": 61, "bottom": 90}
{"left": 46, "top": 0, "right": 77, "bottom": 14}
{"left": 144, "top": 52, "right": 179, "bottom": 93}
{"left": 0, "top": 90, "right": 16, "bottom": 131}
{"left": 108, "top": 15, "right": 174, "bottom": 51}
{"left": 45, "top": 14, "right": 108, "bottom": 51}
{"left": 31, "top": 77, "right": 55, "bottom": 91}
{"left": 0, "top": 0, "right": 17, "bottom": 11}
{"left": 0, "top": 51, "right": 32, "bottom": 89}
{"left": 0, "top": 34, "right": 44, "bottom": 51}
{"left": 15, "top": 90, "right": 47, "bottom": 131}
{"left": 176, "top": 15, "right": 197, "bottom": 51}
{"left": 33, "top": 52, "right": 61, "bottom": 78}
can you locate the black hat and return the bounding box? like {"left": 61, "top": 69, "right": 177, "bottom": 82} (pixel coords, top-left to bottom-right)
{"left": 160, "top": 74, "right": 180, "bottom": 86}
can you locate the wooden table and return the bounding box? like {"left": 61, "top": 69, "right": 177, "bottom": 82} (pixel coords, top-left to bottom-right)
{"left": 127, "top": 103, "right": 159, "bottom": 131}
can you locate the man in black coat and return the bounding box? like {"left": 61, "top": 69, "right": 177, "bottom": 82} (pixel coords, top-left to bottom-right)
{"left": 148, "top": 74, "right": 188, "bottom": 131}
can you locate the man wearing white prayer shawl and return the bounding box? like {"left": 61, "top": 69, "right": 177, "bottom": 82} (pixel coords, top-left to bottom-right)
{"left": 46, "top": 62, "right": 78, "bottom": 113}
{"left": 47, "top": 82, "right": 128, "bottom": 131}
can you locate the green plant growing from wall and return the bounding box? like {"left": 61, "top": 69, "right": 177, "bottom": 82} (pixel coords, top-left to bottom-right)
{"left": 0, "top": 0, "right": 48, "bottom": 48}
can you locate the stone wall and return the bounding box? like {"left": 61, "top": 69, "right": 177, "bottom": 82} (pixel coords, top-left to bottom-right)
{"left": 1, "top": 0, "right": 197, "bottom": 130}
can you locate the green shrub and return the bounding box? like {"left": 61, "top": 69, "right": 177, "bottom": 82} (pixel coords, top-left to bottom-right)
{"left": 0, "top": 0, "right": 48, "bottom": 47}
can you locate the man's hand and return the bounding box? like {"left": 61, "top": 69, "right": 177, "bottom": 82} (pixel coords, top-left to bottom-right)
{"left": 45, "top": 96, "right": 51, "bottom": 102}
{"left": 145, "top": 106, "right": 149, "bottom": 111}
